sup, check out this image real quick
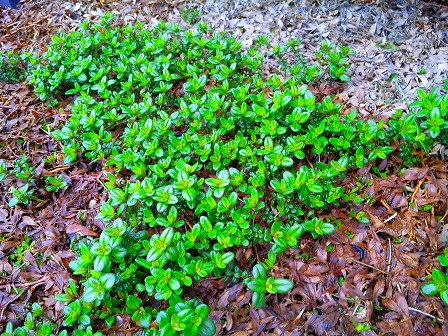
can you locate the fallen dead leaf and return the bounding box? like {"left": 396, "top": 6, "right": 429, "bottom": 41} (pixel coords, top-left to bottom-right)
{"left": 65, "top": 223, "right": 98, "bottom": 237}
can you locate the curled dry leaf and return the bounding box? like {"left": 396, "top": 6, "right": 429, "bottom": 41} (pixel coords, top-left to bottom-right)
{"left": 65, "top": 223, "right": 98, "bottom": 237}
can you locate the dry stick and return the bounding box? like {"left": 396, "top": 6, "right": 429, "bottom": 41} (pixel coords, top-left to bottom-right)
{"left": 40, "top": 126, "right": 52, "bottom": 137}
{"left": 387, "top": 238, "right": 392, "bottom": 273}
{"left": 47, "top": 165, "right": 71, "bottom": 174}
{"left": 353, "top": 260, "right": 389, "bottom": 275}
{"left": 296, "top": 307, "right": 306, "bottom": 320}
{"left": 379, "top": 199, "right": 394, "bottom": 213}
{"left": 0, "top": 277, "right": 48, "bottom": 290}
{"left": 408, "top": 307, "right": 445, "bottom": 324}
{"left": 410, "top": 179, "right": 425, "bottom": 206}
{"left": 384, "top": 212, "right": 397, "bottom": 223}
{"left": 0, "top": 105, "right": 14, "bottom": 109}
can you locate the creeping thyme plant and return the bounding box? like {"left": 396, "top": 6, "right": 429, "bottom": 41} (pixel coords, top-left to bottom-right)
{"left": 3, "top": 12, "right": 448, "bottom": 335}
{"left": 0, "top": 51, "right": 29, "bottom": 83}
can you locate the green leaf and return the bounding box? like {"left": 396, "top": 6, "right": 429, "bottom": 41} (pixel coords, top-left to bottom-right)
{"left": 264, "top": 136, "right": 274, "bottom": 151}
{"left": 168, "top": 278, "right": 181, "bottom": 291}
{"left": 54, "top": 293, "right": 72, "bottom": 302}
{"left": 432, "top": 268, "right": 446, "bottom": 285}
{"left": 281, "top": 156, "right": 294, "bottom": 167}
{"left": 8, "top": 196, "right": 19, "bottom": 207}
{"left": 83, "top": 280, "right": 102, "bottom": 303}
{"left": 135, "top": 257, "right": 153, "bottom": 270}
{"left": 198, "top": 317, "right": 216, "bottom": 336}
{"left": 438, "top": 255, "right": 448, "bottom": 267}
{"left": 199, "top": 216, "right": 213, "bottom": 233}
{"left": 94, "top": 255, "right": 110, "bottom": 272}
{"left": 194, "top": 304, "right": 209, "bottom": 319}
{"left": 429, "top": 126, "right": 441, "bottom": 138}
{"left": 147, "top": 248, "right": 163, "bottom": 263}
{"left": 269, "top": 278, "right": 293, "bottom": 294}
{"left": 140, "top": 312, "right": 153, "bottom": 328}
{"left": 205, "top": 178, "right": 219, "bottom": 188}
{"left": 339, "top": 74, "right": 350, "bottom": 82}
{"left": 421, "top": 282, "right": 438, "bottom": 296}
{"left": 247, "top": 279, "right": 266, "bottom": 293}
{"left": 321, "top": 223, "right": 335, "bottom": 235}
{"left": 126, "top": 296, "right": 141, "bottom": 310}
{"left": 161, "top": 227, "right": 174, "bottom": 245}
{"left": 252, "top": 264, "right": 266, "bottom": 279}
{"left": 440, "top": 290, "right": 448, "bottom": 306}
{"left": 355, "top": 147, "right": 365, "bottom": 168}
{"left": 182, "top": 189, "right": 198, "bottom": 202}
{"left": 195, "top": 260, "right": 215, "bottom": 277}
{"left": 251, "top": 291, "right": 266, "bottom": 308}
{"left": 272, "top": 239, "right": 287, "bottom": 254}
{"left": 165, "top": 246, "right": 179, "bottom": 261}
{"left": 308, "top": 184, "right": 323, "bottom": 193}
{"left": 101, "top": 273, "right": 116, "bottom": 290}
{"left": 154, "top": 286, "right": 173, "bottom": 300}
{"left": 221, "top": 252, "right": 234, "bottom": 265}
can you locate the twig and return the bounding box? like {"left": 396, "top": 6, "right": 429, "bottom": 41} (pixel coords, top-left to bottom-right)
{"left": 47, "top": 165, "right": 71, "bottom": 174}
{"left": 387, "top": 238, "right": 392, "bottom": 273}
{"left": 379, "top": 199, "right": 394, "bottom": 213}
{"left": 384, "top": 212, "right": 397, "bottom": 223}
{"left": 0, "top": 277, "right": 48, "bottom": 290}
{"left": 353, "top": 260, "right": 389, "bottom": 275}
{"left": 295, "top": 306, "right": 306, "bottom": 320}
{"left": 0, "top": 105, "right": 14, "bottom": 109}
{"left": 408, "top": 306, "right": 445, "bottom": 324}
{"left": 40, "top": 125, "right": 52, "bottom": 136}
{"left": 410, "top": 179, "right": 425, "bottom": 206}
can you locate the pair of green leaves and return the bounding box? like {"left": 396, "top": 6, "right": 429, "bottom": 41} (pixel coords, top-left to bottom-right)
{"left": 126, "top": 296, "right": 153, "bottom": 328}
{"left": 205, "top": 169, "right": 230, "bottom": 198}
{"left": 421, "top": 245, "right": 448, "bottom": 305}
{"left": 156, "top": 299, "right": 216, "bottom": 336}
{"left": 421, "top": 268, "right": 448, "bottom": 305}
{"left": 246, "top": 264, "right": 293, "bottom": 308}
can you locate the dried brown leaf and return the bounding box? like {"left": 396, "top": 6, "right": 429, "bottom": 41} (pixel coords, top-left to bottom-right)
{"left": 65, "top": 224, "right": 98, "bottom": 237}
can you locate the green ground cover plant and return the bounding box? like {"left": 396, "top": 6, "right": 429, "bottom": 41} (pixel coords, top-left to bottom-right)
{"left": 421, "top": 235, "right": 448, "bottom": 306}
{"left": 2, "top": 13, "right": 448, "bottom": 335}
{"left": 0, "top": 50, "right": 34, "bottom": 83}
